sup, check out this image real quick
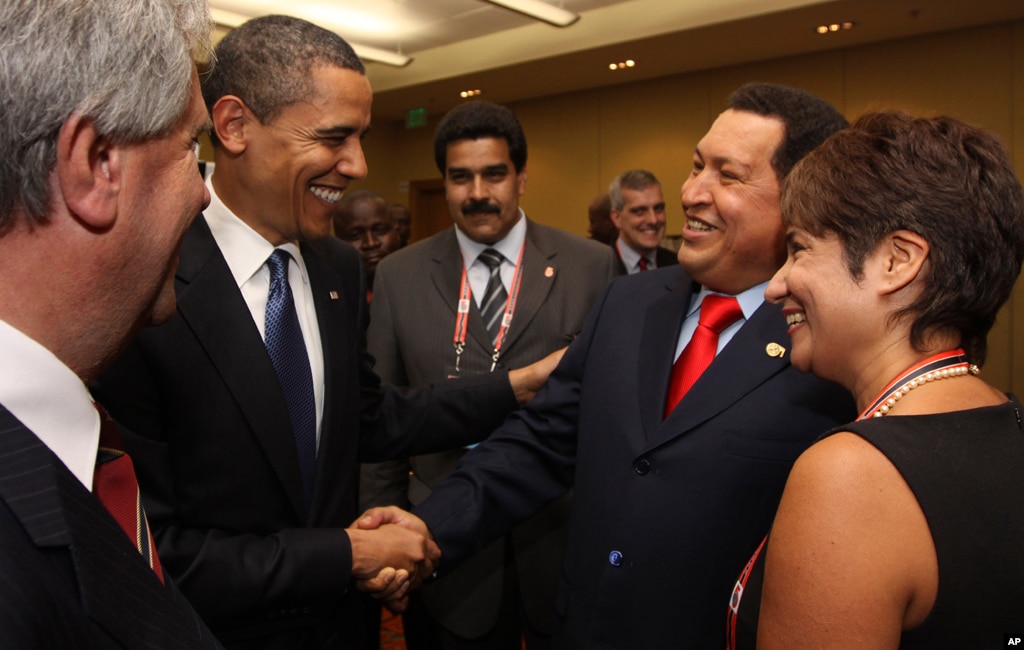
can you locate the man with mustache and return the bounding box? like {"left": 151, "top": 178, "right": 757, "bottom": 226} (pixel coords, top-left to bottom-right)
{"left": 361, "top": 100, "right": 620, "bottom": 649}
{"left": 92, "top": 17, "right": 557, "bottom": 650}
{"left": 609, "top": 169, "right": 678, "bottom": 273}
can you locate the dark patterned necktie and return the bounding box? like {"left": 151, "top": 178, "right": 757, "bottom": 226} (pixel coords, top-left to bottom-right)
{"left": 477, "top": 248, "right": 508, "bottom": 344}
{"left": 264, "top": 249, "right": 317, "bottom": 510}
{"left": 93, "top": 404, "right": 164, "bottom": 583}
{"left": 664, "top": 294, "right": 743, "bottom": 418}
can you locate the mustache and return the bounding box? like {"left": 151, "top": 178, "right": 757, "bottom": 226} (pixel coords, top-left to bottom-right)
{"left": 462, "top": 199, "right": 501, "bottom": 216}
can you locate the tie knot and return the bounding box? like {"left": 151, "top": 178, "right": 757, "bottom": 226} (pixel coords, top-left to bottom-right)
{"left": 698, "top": 294, "right": 743, "bottom": 334}
{"left": 478, "top": 248, "right": 504, "bottom": 270}
{"left": 266, "top": 249, "right": 292, "bottom": 282}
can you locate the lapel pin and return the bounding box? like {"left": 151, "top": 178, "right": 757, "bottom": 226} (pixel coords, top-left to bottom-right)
{"left": 329, "top": 291, "right": 339, "bottom": 300}
{"left": 544, "top": 266, "right": 555, "bottom": 278}
{"left": 766, "top": 342, "right": 786, "bottom": 358}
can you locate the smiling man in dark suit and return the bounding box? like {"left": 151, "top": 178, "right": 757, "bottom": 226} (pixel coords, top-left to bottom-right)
{"left": 361, "top": 83, "right": 857, "bottom": 649}
{"left": 0, "top": 0, "right": 222, "bottom": 647}
{"left": 361, "top": 101, "right": 620, "bottom": 649}
{"left": 92, "top": 16, "right": 556, "bottom": 650}
{"left": 609, "top": 169, "right": 678, "bottom": 273}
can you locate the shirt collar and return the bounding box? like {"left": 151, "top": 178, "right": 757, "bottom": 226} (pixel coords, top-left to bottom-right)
{"left": 687, "top": 281, "right": 769, "bottom": 321}
{"left": 204, "top": 175, "right": 308, "bottom": 288}
{"left": 616, "top": 237, "right": 654, "bottom": 272}
{"left": 0, "top": 318, "right": 99, "bottom": 490}
{"left": 454, "top": 209, "right": 527, "bottom": 266}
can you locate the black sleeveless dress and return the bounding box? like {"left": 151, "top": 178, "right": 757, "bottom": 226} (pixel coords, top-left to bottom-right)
{"left": 729, "top": 396, "right": 1024, "bottom": 648}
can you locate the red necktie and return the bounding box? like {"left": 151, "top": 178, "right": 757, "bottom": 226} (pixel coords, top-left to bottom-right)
{"left": 637, "top": 257, "right": 649, "bottom": 272}
{"left": 663, "top": 295, "right": 743, "bottom": 418}
{"left": 93, "top": 404, "right": 164, "bottom": 583}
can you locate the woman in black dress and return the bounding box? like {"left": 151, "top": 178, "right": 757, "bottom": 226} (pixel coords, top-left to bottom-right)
{"left": 727, "top": 111, "right": 1024, "bottom": 648}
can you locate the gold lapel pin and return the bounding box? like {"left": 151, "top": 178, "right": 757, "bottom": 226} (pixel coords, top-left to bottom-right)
{"left": 544, "top": 266, "right": 555, "bottom": 278}
{"left": 766, "top": 342, "right": 786, "bottom": 358}
{"left": 329, "top": 291, "right": 339, "bottom": 300}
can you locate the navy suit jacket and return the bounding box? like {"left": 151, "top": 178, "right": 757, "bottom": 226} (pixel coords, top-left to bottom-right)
{"left": 0, "top": 406, "right": 221, "bottom": 649}
{"left": 415, "top": 267, "right": 856, "bottom": 649}
{"left": 93, "top": 216, "right": 517, "bottom": 648}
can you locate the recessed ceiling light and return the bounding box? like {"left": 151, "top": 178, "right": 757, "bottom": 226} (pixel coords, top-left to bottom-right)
{"left": 609, "top": 59, "right": 636, "bottom": 71}
{"left": 459, "top": 89, "right": 482, "bottom": 98}
{"left": 815, "top": 20, "right": 855, "bottom": 35}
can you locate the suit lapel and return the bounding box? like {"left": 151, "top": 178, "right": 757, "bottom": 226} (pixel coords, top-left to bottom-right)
{"left": 428, "top": 230, "right": 494, "bottom": 352}
{"left": 303, "top": 239, "right": 359, "bottom": 516}
{"left": 0, "top": 408, "right": 211, "bottom": 647}
{"left": 638, "top": 273, "right": 694, "bottom": 438}
{"left": 175, "top": 217, "right": 306, "bottom": 518}
{"left": 649, "top": 300, "right": 792, "bottom": 449}
{"left": 498, "top": 220, "right": 556, "bottom": 354}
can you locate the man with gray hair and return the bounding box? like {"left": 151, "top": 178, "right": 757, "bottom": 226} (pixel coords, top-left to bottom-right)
{"left": 0, "top": 0, "right": 221, "bottom": 646}
{"left": 608, "top": 169, "right": 678, "bottom": 273}
{"left": 93, "top": 14, "right": 556, "bottom": 650}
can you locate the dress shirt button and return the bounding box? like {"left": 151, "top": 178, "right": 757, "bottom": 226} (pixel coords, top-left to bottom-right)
{"left": 608, "top": 550, "right": 624, "bottom": 567}
{"left": 634, "top": 458, "right": 651, "bottom": 475}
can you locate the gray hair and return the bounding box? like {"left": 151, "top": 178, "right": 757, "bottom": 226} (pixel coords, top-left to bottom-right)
{"left": 608, "top": 169, "right": 661, "bottom": 211}
{"left": 202, "top": 15, "right": 365, "bottom": 132}
{"left": 0, "top": 0, "right": 213, "bottom": 227}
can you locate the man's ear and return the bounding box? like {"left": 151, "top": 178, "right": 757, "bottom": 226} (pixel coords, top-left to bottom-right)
{"left": 876, "top": 230, "right": 929, "bottom": 296}
{"left": 211, "top": 96, "right": 251, "bottom": 155}
{"left": 56, "top": 113, "right": 119, "bottom": 230}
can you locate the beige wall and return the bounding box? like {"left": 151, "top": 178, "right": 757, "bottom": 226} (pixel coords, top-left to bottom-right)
{"left": 359, "top": 19, "right": 1024, "bottom": 392}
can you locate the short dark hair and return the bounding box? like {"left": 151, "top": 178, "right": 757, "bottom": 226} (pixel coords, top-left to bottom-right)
{"left": 782, "top": 111, "right": 1024, "bottom": 366}
{"left": 203, "top": 15, "right": 364, "bottom": 137}
{"left": 433, "top": 101, "right": 527, "bottom": 174}
{"left": 727, "top": 82, "right": 849, "bottom": 181}
{"left": 609, "top": 169, "right": 661, "bottom": 211}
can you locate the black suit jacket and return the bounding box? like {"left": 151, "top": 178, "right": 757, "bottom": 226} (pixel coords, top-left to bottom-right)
{"left": 415, "top": 267, "right": 856, "bottom": 649}
{"left": 364, "top": 221, "right": 620, "bottom": 637}
{"left": 0, "top": 406, "right": 221, "bottom": 649}
{"left": 614, "top": 243, "right": 678, "bottom": 274}
{"left": 92, "top": 215, "right": 517, "bottom": 648}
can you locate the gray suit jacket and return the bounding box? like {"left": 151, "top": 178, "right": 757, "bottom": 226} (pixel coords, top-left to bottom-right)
{"left": 362, "top": 219, "right": 620, "bottom": 638}
{"left": 0, "top": 406, "right": 222, "bottom": 649}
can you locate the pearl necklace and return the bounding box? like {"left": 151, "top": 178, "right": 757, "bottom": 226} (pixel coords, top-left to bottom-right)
{"left": 858, "top": 349, "right": 974, "bottom": 420}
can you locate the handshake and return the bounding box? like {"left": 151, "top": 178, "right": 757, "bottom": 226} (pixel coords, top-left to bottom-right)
{"left": 347, "top": 507, "right": 438, "bottom": 612}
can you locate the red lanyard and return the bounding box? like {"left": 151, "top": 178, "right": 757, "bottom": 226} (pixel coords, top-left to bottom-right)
{"left": 453, "top": 245, "right": 525, "bottom": 374}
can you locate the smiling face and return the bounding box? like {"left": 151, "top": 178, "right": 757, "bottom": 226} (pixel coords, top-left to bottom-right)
{"left": 678, "top": 109, "right": 787, "bottom": 294}
{"left": 765, "top": 227, "right": 879, "bottom": 385}
{"left": 612, "top": 184, "right": 666, "bottom": 255}
{"left": 229, "top": 65, "right": 371, "bottom": 245}
{"left": 444, "top": 137, "right": 526, "bottom": 245}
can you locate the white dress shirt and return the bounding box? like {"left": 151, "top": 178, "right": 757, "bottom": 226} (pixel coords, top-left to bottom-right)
{"left": 673, "top": 281, "right": 769, "bottom": 362}
{"left": 203, "top": 177, "right": 326, "bottom": 447}
{"left": 454, "top": 209, "right": 528, "bottom": 306}
{"left": 0, "top": 318, "right": 100, "bottom": 490}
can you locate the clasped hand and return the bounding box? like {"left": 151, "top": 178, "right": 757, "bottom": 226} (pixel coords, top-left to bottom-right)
{"left": 348, "top": 506, "right": 438, "bottom": 612}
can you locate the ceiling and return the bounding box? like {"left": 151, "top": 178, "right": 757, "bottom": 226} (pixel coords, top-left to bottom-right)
{"left": 210, "top": 0, "right": 1024, "bottom": 122}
